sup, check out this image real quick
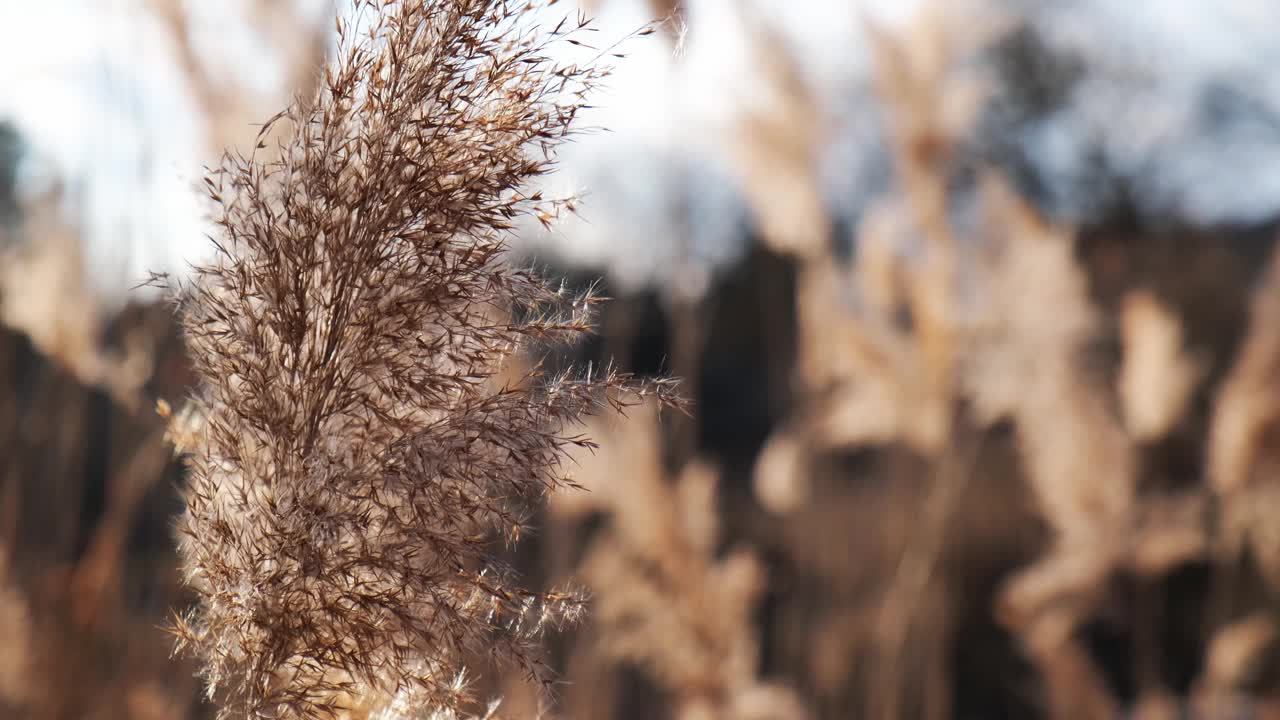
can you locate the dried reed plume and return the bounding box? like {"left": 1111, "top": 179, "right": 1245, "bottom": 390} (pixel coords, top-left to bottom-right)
{"left": 553, "top": 404, "right": 807, "bottom": 720}
{"left": 156, "top": 1, "right": 676, "bottom": 717}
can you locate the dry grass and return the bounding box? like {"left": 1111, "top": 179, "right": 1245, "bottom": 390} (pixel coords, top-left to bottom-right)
{"left": 154, "top": 1, "right": 678, "bottom": 717}
{"left": 549, "top": 403, "right": 807, "bottom": 720}
{"left": 5, "top": 1, "right": 1280, "bottom": 719}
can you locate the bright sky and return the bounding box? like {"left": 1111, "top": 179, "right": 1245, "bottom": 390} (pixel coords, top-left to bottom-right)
{"left": 0, "top": 0, "right": 916, "bottom": 304}
{"left": 4, "top": 0, "right": 1280, "bottom": 305}
{"left": 0, "top": 0, "right": 331, "bottom": 304}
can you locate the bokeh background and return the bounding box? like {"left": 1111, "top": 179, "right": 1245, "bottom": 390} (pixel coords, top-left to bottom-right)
{"left": 5, "top": 1, "right": 1280, "bottom": 718}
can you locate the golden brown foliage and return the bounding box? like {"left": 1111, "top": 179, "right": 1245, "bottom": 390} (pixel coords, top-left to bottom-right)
{"left": 552, "top": 404, "right": 807, "bottom": 720}
{"left": 158, "top": 1, "right": 676, "bottom": 717}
